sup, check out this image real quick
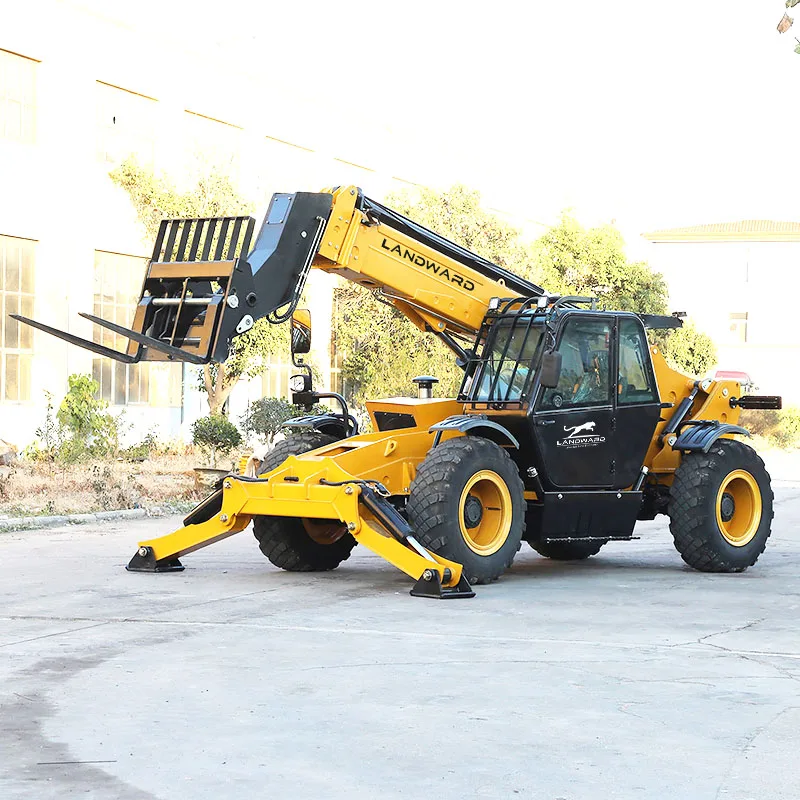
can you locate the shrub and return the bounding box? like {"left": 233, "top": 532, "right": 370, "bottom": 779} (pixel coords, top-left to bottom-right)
{"left": 240, "top": 397, "right": 299, "bottom": 445}
{"left": 740, "top": 407, "right": 800, "bottom": 449}
{"left": 240, "top": 397, "right": 328, "bottom": 445}
{"left": 120, "top": 430, "right": 159, "bottom": 462}
{"left": 191, "top": 415, "right": 242, "bottom": 468}
{"left": 656, "top": 322, "right": 717, "bottom": 378}
{"left": 26, "top": 376, "right": 123, "bottom": 465}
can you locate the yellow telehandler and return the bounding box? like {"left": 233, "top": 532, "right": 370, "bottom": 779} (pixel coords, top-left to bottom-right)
{"left": 15, "top": 186, "right": 782, "bottom": 597}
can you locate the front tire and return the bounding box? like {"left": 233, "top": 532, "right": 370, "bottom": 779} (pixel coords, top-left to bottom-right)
{"left": 407, "top": 437, "right": 525, "bottom": 584}
{"left": 252, "top": 432, "right": 356, "bottom": 571}
{"left": 669, "top": 439, "right": 773, "bottom": 572}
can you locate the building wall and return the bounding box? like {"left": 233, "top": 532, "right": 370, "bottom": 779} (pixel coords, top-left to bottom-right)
{"left": 0, "top": 3, "right": 435, "bottom": 449}
{"left": 645, "top": 240, "right": 800, "bottom": 400}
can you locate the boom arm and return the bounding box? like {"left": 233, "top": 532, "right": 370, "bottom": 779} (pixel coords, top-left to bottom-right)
{"left": 313, "top": 188, "right": 545, "bottom": 341}
{"left": 13, "top": 186, "right": 545, "bottom": 364}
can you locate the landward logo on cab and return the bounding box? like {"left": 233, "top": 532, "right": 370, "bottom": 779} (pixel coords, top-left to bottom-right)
{"left": 556, "top": 420, "right": 606, "bottom": 448}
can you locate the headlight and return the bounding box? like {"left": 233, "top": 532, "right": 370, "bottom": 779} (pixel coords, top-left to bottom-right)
{"left": 289, "top": 374, "right": 307, "bottom": 393}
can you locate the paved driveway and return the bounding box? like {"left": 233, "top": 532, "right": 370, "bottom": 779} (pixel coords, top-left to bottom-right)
{"left": 2, "top": 484, "right": 800, "bottom": 799}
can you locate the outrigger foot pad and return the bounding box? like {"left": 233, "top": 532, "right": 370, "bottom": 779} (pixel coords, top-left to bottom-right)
{"left": 410, "top": 570, "right": 475, "bottom": 599}
{"left": 126, "top": 546, "right": 185, "bottom": 573}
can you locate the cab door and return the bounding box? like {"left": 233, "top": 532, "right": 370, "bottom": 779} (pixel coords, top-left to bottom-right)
{"left": 532, "top": 315, "right": 615, "bottom": 489}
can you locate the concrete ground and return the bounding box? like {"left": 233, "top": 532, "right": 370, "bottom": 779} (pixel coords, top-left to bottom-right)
{"left": 2, "top": 484, "right": 800, "bottom": 800}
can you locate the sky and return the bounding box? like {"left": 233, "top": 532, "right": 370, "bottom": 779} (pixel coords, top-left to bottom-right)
{"left": 76, "top": 0, "right": 799, "bottom": 257}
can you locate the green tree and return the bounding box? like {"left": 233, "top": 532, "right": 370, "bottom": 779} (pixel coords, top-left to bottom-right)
{"left": 110, "top": 158, "right": 287, "bottom": 415}
{"left": 387, "top": 185, "right": 529, "bottom": 272}
{"left": 531, "top": 213, "right": 668, "bottom": 314}
{"left": 532, "top": 212, "right": 716, "bottom": 373}
{"left": 335, "top": 283, "right": 465, "bottom": 404}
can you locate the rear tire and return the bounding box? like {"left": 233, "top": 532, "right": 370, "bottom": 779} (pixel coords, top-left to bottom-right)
{"left": 407, "top": 437, "right": 525, "bottom": 585}
{"left": 529, "top": 539, "right": 606, "bottom": 560}
{"left": 668, "top": 439, "right": 773, "bottom": 572}
{"left": 252, "top": 432, "right": 356, "bottom": 571}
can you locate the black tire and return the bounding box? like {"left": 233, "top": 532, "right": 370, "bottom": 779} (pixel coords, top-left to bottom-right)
{"left": 252, "top": 432, "right": 356, "bottom": 571}
{"left": 669, "top": 439, "right": 773, "bottom": 572}
{"left": 529, "top": 539, "right": 606, "bottom": 560}
{"left": 407, "top": 437, "right": 525, "bottom": 585}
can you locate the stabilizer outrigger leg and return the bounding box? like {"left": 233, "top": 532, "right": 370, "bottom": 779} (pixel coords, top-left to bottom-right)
{"left": 122, "top": 470, "right": 475, "bottom": 598}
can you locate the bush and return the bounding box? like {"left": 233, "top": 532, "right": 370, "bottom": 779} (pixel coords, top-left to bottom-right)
{"left": 656, "top": 322, "right": 717, "bottom": 378}
{"left": 191, "top": 415, "right": 242, "bottom": 468}
{"left": 120, "top": 430, "right": 159, "bottom": 462}
{"left": 740, "top": 407, "right": 800, "bottom": 450}
{"left": 240, "top": 397, "right": 295, "bottom": 444}
{"left": 25, "top": 376, "right": 124, "bottom": 465}
{"left": 240, "top": 397, "right": 328, "bottom": 445}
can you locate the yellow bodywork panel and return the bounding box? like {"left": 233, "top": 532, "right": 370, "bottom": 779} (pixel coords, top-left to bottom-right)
{"left": 644, "top": 345, "right": 744, "bottom": 482}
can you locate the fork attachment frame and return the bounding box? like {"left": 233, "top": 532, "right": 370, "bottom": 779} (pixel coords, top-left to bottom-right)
{"left": 12, "top": 192, "right": 334, "bottom": 364}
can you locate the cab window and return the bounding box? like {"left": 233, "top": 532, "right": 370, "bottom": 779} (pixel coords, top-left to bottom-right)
{"left": 472, "top": 320, "right": 544, "bottom": 402}
{"left": 539, "top": 318, "right": 611, "bottom": 410}
{"left": 618, "top": 318, "right": 657, "bottom": 405}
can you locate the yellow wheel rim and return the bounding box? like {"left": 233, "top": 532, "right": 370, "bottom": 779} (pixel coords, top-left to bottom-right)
{"left": 715, "top": 469, "right": 762, "bottom": 547}
{"left": 458, "top": 470, "right": 513, "bottom": 556}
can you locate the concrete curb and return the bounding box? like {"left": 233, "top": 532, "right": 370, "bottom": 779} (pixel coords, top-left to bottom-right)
{"left": 0, "top": 506, "right": 180, "bottom": 533}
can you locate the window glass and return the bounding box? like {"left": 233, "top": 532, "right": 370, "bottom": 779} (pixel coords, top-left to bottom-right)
{"left": 92, "top": 250, "right": 179, "bottom": 407}
{"left": 472, "top": 320, "right": 544, "bottom": 402}
{"left": 0, "top": 235, "right": 35, "bottom": 401}
{"left": 539, "top": 317, "right": 611, "bottom": 410}
{"left": 618, "top": 318, "right": 657, "bottom": 405}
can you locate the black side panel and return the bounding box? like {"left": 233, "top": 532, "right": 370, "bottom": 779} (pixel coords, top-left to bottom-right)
{"left": 614, "top": 403, "right": 661, "bottom": 488}
{"left": 358, "top": 195, "right": 545, "bottom": 299}
{"left": 247, "top": 192, "right": 333, "bottom": 322}
{"left": 374, "top": 411, "right": 416, "bottom": 431}
{"left": 525, "top": 491, "right": 642, "bottom": 541}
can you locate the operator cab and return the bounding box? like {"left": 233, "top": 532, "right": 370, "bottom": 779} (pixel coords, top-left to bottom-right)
{"left": 461, "top": 300, "right": 662, "bottom": 492}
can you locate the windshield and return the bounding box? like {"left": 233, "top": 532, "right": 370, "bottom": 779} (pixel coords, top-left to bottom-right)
{"left": 469, "top": 319, "right": 545, "bottom": 403}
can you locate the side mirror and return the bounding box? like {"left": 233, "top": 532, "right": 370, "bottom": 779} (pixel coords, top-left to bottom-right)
{"left": 540, "top": 350, "right": 562, "bottom": 388}
{"left": 290, "top": 309, "right": 312, "bottom": 356}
